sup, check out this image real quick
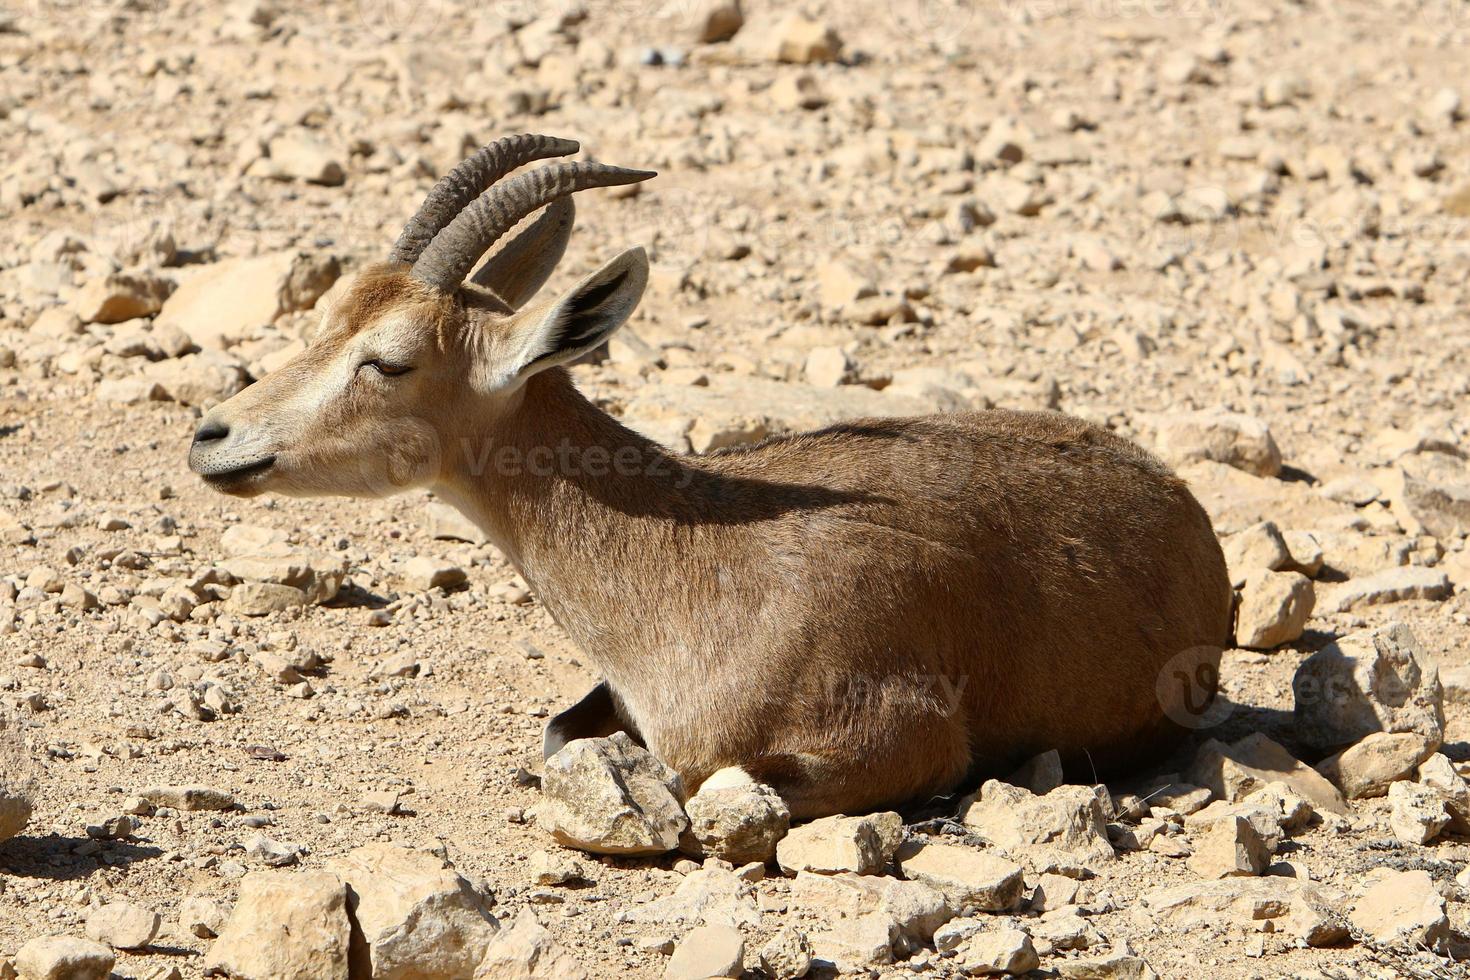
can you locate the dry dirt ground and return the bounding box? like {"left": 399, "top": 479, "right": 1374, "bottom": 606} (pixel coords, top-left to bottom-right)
{"left": 3, "top": 0, "right": 1470, "bottom": 977}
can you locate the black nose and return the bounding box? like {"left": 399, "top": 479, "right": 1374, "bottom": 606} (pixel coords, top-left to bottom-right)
{"left": 193, "top": 419, "right": 230, "bottom": 445}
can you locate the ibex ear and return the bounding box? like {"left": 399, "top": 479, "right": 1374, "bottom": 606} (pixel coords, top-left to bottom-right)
{"left": 505, "top": 247, "right": 648, "bottom": 379}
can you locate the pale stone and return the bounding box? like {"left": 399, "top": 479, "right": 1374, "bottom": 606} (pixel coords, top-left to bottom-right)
{"left": 0, "top": 716, "right": 35, "bottom": 843}
{"left": 894, "top": 839, "right": 1025, "bottom": 911}
{"left": 757, "top": 925, "right": 812, "bottom": 980}
{"left": 775, "top": 811, "right": 902, "bottom": 876}
{"left": 790, "top": 871, "right": 951, "bottom": 943}
{"left": 679, "top": 782, "right": 790, "bottom": 865}
{"left": 403, "top": 555, "right": 467, "bottom": 591}
{"left": 1315, "top": 731, "right": 1435, "bottom": 799}
{"left": 326, "top": 843, "right": 499, "bottom": 980}
{"left": 622, "top": 866, "right": 759, "bottom": 929}
{"left": 155, "top": 251, "right": 339, "bottom": 349}
{"left": 204, "top": 870, "right": 352, "bottom": 979}
{"left": 1187, "top": 815, "right": 1269, "bottom": 879}
{"left": 140, "top": 785, "right": 234, "bottom": 811}
{"left": 14, "top": 936, "right": 115, "bottom": 980}
{"left": 1349, "top": 870, "right": 1449, "bottom": 951}
{"left": 1318, "top": 566, "right": 1451, "bottom": 614}
{"left": 85, "top": 901, "right": 161, "bottom": 950}
{"left": 73, "top": 272, "right": 172, "bottom": 324}
{"left": 1388, "top": 780, "right": 1450, "bottom": 844}
{"left": 1186, "top": 733, "right": 1348, "bottom": 815}
{"left": 225, "top": 582, "right": 308, "bottom": 616}
{"left": 663, "top": 924, "right": 743, "bottom": 980}
{"left": 474, "top": 908, "right": 588, "bottom": 979}
{"left": 1292, "top": 623, "right": 1445, "bottom": 752}
{"left": 959, "top": 781, "right": 1115, "bottom": 873}
{"left": 1143, "top": 878, "right": 1349, "bottom": 946}
{"left": 537, "top": 733, "right": 687, "bottom": 855}
{"left": 956, "top": 928, "right": 1039, "bottom": 975}
{"left": 1234, "top": 569, "right": 1314, "bottom": 649}
{"left": 1141, "top": 410, "right": 1282, "bottom": 477}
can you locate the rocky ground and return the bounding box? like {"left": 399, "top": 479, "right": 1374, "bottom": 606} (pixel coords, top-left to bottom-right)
{"left": 3, "top": 0, "right": 1470, "bottom": 977}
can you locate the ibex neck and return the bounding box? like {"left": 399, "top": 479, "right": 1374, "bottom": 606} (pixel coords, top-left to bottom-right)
{"left": 435, "top": 367, "right": 695, "bottom": 591}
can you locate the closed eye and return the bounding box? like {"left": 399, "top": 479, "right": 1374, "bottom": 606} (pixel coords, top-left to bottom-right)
{"left": 362, "top": 359, "right": 412, "bottom": 377}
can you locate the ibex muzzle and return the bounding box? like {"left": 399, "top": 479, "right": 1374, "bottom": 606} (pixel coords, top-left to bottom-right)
{"left": 189, "top": 134, "right": 1233, "bottom": 818}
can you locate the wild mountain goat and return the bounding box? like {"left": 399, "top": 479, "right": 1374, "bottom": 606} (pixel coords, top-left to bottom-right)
{"left": 188, "top": 134, "right": 1233, "bottom": 818}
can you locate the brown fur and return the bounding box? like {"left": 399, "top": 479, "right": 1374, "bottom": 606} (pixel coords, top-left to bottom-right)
{"left": 435, "top": 369, "right": 1232, "bottom": 818}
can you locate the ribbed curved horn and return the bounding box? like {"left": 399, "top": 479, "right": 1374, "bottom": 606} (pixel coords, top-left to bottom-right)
{"left": 412, "top": 161, "right": 656, "bottom": 293}
{"left": 388, "top": 134, "right": 580, "bottom": 266}
{"left": 469, "top": 195, "right": 576, "bottom": 311}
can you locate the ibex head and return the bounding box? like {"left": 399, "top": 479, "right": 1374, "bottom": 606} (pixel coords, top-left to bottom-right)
{"left": 188, "top": 134, "right": 654, "bottom": 498}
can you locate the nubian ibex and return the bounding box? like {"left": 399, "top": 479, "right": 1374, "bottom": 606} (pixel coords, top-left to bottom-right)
{"left": 189, "top": 134, "right": 1233, "bottom": 818}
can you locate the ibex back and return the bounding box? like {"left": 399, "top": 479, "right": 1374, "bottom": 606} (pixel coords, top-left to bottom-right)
{"left": 188, "top": 134, "right": 1233, "bottom": 818}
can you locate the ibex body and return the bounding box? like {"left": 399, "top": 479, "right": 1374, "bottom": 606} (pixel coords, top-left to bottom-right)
{"left": 189, "top": 135, "right": 1232, "bottom": 818}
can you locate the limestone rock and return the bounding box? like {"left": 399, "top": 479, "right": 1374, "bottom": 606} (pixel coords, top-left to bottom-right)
{"left": 1221, "top": 521, "right": 1291, "bottom": 584}
{"left": 0, "top": 717, "right": 36, "bottom": 843}
{"left": 1054, "top": 945, "right": 1161, "bottom": 980}
{"left": 474, "top": 908, "right": 587, "bottom": 979}
{"left": 757, "top": 925, "right": 812, "bottom": 980}
{"left": 85, "top": 901, "right": 161, "bottom": 950}
{"left": 1234, "top": 569, "right": 1313, "bottom": 649}
{"left": 765, "top": 14, "right": 841, "bottom": 64}
{"left": 1315, "top": 731, "right": 1435, "bottom": 799}
{"left": 140, "top": 785, "right": 234, "bottom": 811}
{"left": 1387, "top": 780, "right": 1450, "bottom": 844}
{"left": 1184, "top": 800, "right": 1285, "bottom": 853}
{"left": 326, "top": 843, "right": 499, "bottom": 980}
{"left": 679, "top": 781, "right": 790, "bottom": 865}
{"left": 403, "top": 556, "right": 468, "bottom": 591}
{"left": 1292, "top": 623, "right": 1445, "bottom": 752}
{"left": 1349, "top": 870, "right": 1449, "bottom": 951}
{"left": 424, "top": 501, "right": 489, "bottom": 545}
{"left": 14, "top": 936, "right": 115, "bottom": 980}
{"left": 690, "top": 0, "right": 743, "bottom": 43}
{"left": 155, "top": 251, "right": 340, "bottom": 349}
{"left": 74, "top": 272, "right": 172, "bottom": 324}
{"left": 894, "top": 839, "right": 1025, "bottom": 911}
{"left": 1416, "top": 752, "right": 1470, "bottom": 832}
{"left": 263, "top": 132, "right": 346, "bottom": 186}
{"left": 956, "top": 928, "right": 1039, "bottom": 975}
{"left": 663, "top": 924, "right": 743, "bottom": 980}
{"left": 790, "top": 871, "right": 951, "bottom": 944}
{"left": 775, "top": 811, "right": 902, "bottom": 876}
{"left": 808, "top": 912, "right": 896, "bottom": 972}
{"left": 221, "top": 553, "right": 343, "bottom": 605}
{"left": 622, "top": 866, "right": 759, "bottom": 929}
{"left": 1005, "top": 750, "right": 1064, "bottom": 795}
{"left": 623, "top": 374, "right": 941, "bottom": 455}
{"left": 959, "top": 781, "right": 1115, "bottom": 873}
{"left": 1141, "top": 410, "right": 1282, "bottom": 477}
{"left": 141, "top": 350, "right": 250, "bottom": 407}
{"left": 1186, "top": 815, "right": 1269, "bottom": 879}
{"left": 226, "top": 582, "right": 308, "bottom": 616}
{"left": 1318, "top": 566, "right": 1452, "bottom": 614}
{"left": 203, "top": 870, "right": 352, "bottom": 979}
{"left": 1381, "top": 453, "right": 1470, "bottom": 539}
{"left": 179, "top": 894, "right": 229, "bottom": 939}
{"left": 537, "top": 733, "right": 687, "bottom": 855}
{"left": 1186, "top": 733, "right": 1348, "bottom": 815}
{"left": 1143, "top": 878, "right": 1348, "bottom": 946}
